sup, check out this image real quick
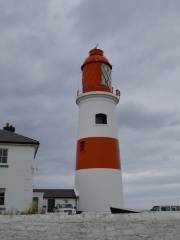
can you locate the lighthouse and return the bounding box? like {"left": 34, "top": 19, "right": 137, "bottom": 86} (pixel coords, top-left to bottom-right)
{"left": 75, "top": 48, "right": 123, "bottom": 212}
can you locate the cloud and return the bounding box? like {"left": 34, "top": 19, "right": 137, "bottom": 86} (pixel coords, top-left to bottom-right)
{"left": 72, "top": 0, "right": 180, "bottom": 43}
{"left": 34, "top": 172, "right": 75, "bottom": 189}
{"left": 118, "top": 101, "right": 178, "bottom": 130}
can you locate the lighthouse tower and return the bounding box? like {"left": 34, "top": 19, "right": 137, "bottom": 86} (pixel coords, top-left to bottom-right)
{"left": 75, "top": 48, "right": 123, "bottom": 212}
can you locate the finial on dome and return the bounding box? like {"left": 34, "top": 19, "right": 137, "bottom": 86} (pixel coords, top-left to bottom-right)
{"left": 94, "top": 43, "right": 99, "bottom": 49}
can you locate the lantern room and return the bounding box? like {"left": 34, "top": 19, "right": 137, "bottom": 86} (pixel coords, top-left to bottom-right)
{"left": 81, "top": 48, "right": 113, "bottom": 93}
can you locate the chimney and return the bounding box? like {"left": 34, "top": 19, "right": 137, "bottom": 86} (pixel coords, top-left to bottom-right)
{"left": 3, "top": 123, "right": 15, "bottom": 132}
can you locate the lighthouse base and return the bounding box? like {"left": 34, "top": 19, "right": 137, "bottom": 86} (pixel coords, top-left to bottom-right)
{"left": 75, "top": 168, "right": 123, "bottom": 212}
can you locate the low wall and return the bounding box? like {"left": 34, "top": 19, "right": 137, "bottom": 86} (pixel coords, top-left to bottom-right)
{"left": 0, "top": 212, "right": 180, "bottom": 240}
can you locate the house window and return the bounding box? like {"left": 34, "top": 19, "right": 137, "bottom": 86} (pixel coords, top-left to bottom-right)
{"left": 95, "top": 113, "right": 107, "bottom": 124}
{"left": 0, "top": 189, "right": 5, "bottom": 205}
{"left": 0, "top": 149, "right": 8, "bottom": 164}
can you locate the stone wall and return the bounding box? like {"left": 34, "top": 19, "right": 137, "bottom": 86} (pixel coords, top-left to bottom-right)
{"left": 1, "top": 212, "right": 180, "bottom": 240}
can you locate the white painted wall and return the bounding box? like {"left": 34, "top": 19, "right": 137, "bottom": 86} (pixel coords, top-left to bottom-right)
{"left": 76, "top": 91, "right": 119, "bottom": 139}
{"left": 75, "top": 91, "right": 123, "bottom": 212}
{"left": 42, "top": 198, "right": 76, "bottom": 208}
{"left": 55, "top": 198, "right": 76, "bottom": 207}
{"left": 75, "top": 169, "right": 123, "bottom": 212}
{"left": 40, "top": 198, "right": 77, "bottom": 212}
{"left": 0, "top": 144, "right": 36, "bottom": 212}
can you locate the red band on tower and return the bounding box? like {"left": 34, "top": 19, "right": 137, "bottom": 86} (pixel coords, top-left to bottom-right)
{"left": 76, "top": 137, "right": 121, "bottom": 170}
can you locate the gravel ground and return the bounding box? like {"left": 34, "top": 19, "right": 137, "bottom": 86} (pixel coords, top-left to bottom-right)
{"left": 0, "top": 212, "right": 180, "bottom": 240}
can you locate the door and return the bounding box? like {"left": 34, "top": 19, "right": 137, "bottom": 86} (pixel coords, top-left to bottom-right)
{"left": 47, "top": 199, "right": 55, "bottom": 212}
{"left": 32, "top": 197, "right": 39, "bottom": 212}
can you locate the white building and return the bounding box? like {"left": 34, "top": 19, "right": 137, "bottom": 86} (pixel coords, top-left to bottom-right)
{"left": 33, "top": 189, "right": 77, "bottom": 213}
{"left": 0, "top": 123, "right": 39, "bottom": 213}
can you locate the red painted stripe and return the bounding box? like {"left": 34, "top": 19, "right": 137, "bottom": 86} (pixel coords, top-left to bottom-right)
{"left": 76, "top": 137, "right": 121, "bottom": 170}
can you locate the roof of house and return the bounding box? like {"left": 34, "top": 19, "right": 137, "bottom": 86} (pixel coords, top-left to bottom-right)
{"left": 0, "top": 129, "right": 39, "bottom": 157}
{"left": 0, "top": 129, "right": 39, "bottom": 145}
{"left": 33, "top": 189, "right": 77, "bottom": 199}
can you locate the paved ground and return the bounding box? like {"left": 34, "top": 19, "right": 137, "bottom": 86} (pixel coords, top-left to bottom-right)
{"left": 0, "top": 212, "right": 180, "bottom": 240}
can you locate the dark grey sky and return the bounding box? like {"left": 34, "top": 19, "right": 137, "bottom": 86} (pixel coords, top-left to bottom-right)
{"left": 0, "top": 0, "right": 180, "bottom": 209}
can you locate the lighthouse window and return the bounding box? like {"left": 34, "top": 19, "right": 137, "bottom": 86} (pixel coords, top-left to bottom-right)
{"left": 80, "top": 141, "right": 85, "bottom": 151}
{"left": 95, "top": 113, "right": 107, "bottom": 124}
{"left": 101, "top": 64, "right": 111, "bottom": 87}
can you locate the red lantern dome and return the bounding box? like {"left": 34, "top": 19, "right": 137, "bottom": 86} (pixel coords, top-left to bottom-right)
{"left": 81, "top": 48, "right": 112, "bottom": 93}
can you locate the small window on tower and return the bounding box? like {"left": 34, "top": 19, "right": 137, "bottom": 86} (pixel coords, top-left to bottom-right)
{"left": 80, "top": 141, "right": 85, "bottom": 151}
{"left": 95, "top": 113, "right": 107, "bottom": 124}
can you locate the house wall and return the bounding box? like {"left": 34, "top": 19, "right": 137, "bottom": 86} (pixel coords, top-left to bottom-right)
{"left": 32, "top": 193, "right": 77, "bottom": 212}
{"left": 43, "top": 198, "right": 76, "bottom": 206}
{"left": 55, "top": 198, "right": 76, "bottom": 208}
{"left": 43, "top": 198, "right": 77, "bottom": 209}
{"left": 0, "top": 144, "right": 36, "bottom": 212}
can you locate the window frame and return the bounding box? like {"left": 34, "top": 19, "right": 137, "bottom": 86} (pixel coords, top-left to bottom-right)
{"left": 0, "top": 148, "right": 8, "bottom": 165}
{"left": 0, "top": 189, "right": 5, "bottom": 206}
{"left": 95, "top": 113, "right": 107, "bottom": 125}
{"left": 101, "top": 63, "right": 112, "bottom": 87}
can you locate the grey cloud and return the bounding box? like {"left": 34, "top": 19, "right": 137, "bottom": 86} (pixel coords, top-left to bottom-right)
{"left": 123, "top": 170, "right": 180, "bottom": 208}
{"left": 72, "top": 0, "right": 180, "bottom": 41}
{"left": 0, "top": 1, "right": 44, "bottom": 29}
{"left": 124, "top": 170, "right": 180, "bottom": 187}
{"left": 160, "top": 127, "right": 180, "bottom": 142}
{"left": 118, "top": 101, "right": 176, "bottom": 130}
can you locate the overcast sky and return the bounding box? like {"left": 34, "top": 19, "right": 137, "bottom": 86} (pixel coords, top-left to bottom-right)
{"left": 0, "top": 0, "right": 180, "bottom": 209}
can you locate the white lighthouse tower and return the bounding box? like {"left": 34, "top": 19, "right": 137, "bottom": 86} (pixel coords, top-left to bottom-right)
{"left": 75, "top": 48, "right": 123, "bottom": 212}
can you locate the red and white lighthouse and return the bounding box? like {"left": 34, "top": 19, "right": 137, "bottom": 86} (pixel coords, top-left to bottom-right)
{"left": 75, "top": 48, "right": 123, "bottom": 212}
